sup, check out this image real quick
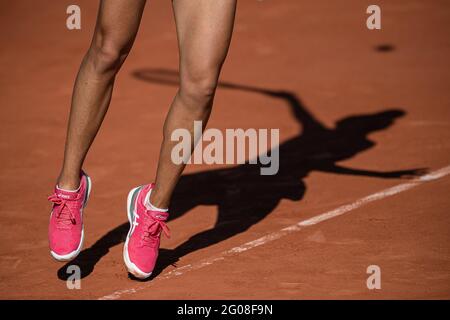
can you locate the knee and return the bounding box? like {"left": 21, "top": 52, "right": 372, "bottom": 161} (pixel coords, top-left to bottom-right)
{"left": 179, "top": 65, "right": 220, "bottom": 105}
{"left": 87, "top": 39, "right": 131, "bottom": 75}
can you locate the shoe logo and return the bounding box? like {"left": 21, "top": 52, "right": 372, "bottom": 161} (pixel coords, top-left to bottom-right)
{"left": 129, "top": 211, "right": 138, "bottom": 238}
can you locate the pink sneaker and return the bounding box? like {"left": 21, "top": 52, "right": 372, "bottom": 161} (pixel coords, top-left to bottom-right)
{"left": 48, "top": 172, "right": 91, "bottom": 261}
{"left": 123, "top": 184, "right": 170, "bottom": 279}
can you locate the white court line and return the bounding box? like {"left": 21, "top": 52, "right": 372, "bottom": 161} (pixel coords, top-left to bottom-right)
{"left": 99, "top": 165, "right": 450, "bottom": 300}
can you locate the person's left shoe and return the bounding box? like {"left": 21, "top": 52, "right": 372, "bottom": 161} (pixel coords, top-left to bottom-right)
{"left": 123, "top": 183, "right": 170, "bottom": 279}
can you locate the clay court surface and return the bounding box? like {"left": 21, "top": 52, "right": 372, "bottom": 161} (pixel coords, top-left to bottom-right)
{"left": 1, "top": 0, "right": 450, "bottom": 299}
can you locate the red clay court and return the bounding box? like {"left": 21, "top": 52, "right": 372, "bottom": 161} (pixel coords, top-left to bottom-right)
{"left": 0, "top": 0, "right": 449, "bottom": 299}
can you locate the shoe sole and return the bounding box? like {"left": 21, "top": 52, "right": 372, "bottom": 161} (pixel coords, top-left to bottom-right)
{"left": 123, "top": 186, "right": 153, "bottom": 279}
{"left": 50, "top": 174, "right": 92, "bottom": 262}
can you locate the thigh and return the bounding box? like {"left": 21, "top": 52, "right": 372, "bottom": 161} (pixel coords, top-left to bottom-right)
{"left": 172, "top": 0, "right": 237, "bottom": 77}
{"left": 92, "top": 0, "right": 147, "bottom": 51}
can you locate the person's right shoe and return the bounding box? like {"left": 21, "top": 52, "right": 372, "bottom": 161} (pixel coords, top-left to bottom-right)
{"left": 48, "top": 171, "right": 91, "bottom": 261}
{"left": 123, "top": 183, "right": 170, "bottom": 279}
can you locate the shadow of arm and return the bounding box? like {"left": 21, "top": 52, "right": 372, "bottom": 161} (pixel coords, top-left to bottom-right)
{"left": 319, "top": 164, "right": 427, "bottom": 179}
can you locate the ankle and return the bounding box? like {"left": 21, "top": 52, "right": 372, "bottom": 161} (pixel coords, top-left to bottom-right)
{"left": 57, "top": 173, "right": 81, "bottom": 191}
{"left": 149, "top": 186, "right": 170, "bottom": 209}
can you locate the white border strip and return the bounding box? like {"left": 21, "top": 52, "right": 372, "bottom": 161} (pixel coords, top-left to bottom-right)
{"left": 99, "top": 165, "right": 450, "bottom": 300}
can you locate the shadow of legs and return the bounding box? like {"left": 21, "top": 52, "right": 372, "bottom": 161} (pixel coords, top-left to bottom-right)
{"left": 57, "top": 223, "right": 129, "bottom": 280}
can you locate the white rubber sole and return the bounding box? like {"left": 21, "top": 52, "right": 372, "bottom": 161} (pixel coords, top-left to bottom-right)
{"left": 50, "top": 174, "right": 92, "bottom": 262}
{"left": 123, "top": 186, "right": 152, "bottom": 279}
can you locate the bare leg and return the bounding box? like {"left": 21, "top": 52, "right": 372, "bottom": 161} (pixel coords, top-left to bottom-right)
{"left": 58, "top": 0, "right": 146, "bottom": 189}
{"left": 151, "top": 0, "right": 237, "bottom": 208}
